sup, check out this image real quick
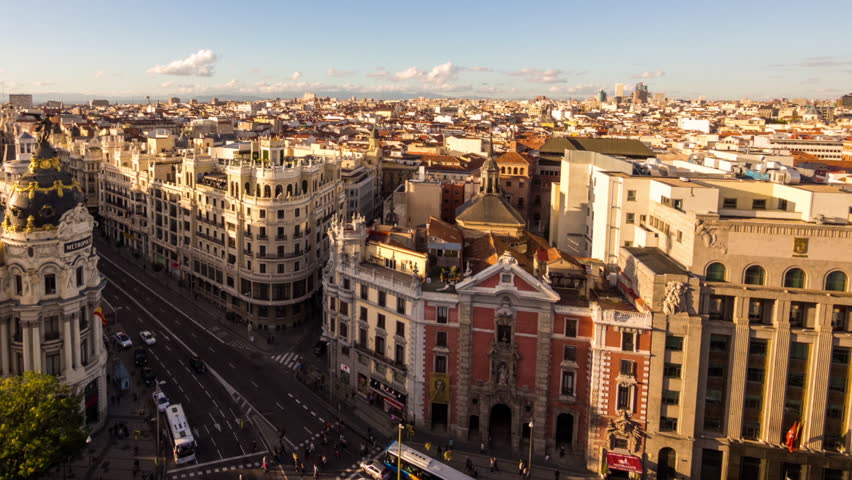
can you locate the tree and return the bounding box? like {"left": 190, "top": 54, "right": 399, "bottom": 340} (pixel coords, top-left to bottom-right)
{"left": 0, "top": 372, "right": 88, "bottom": 480}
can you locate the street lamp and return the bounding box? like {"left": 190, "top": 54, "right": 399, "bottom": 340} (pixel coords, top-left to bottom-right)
{"left": 397, "top": 423, "right": 404, "bottom": 480}
{"left": 527, "top": 420, "right": 534, "bottom": 479}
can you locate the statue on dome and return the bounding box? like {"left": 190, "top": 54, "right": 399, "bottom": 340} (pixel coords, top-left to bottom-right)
{"left": 35, "top": 115, "right": 54, "bottom": 144}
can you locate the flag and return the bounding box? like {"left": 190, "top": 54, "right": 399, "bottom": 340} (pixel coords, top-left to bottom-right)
{"left": 94, "top": 307, "right": 107, "bottom": 327}
{"left": 786, "top": 421, "right": 801, "bottom": 452}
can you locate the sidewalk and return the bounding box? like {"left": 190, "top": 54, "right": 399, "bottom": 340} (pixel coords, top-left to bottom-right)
{"left": 64, "top": 356, "right": 162, "bottom": 479}
{"left": 95, "top": 237, "right": 302, "bottom": 356}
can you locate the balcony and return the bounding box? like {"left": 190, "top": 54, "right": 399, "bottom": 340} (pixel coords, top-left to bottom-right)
{"left": 257, "top": 234, "right": 268, "bottom": 240}
{"left": 354, "top": 342, "right": 407, "bottom": 372}
{"left": 197, "top": 233, "right": 225, "bottom": 246}
{"left": 276, "top": 235, "right": 288, "bottom": 241}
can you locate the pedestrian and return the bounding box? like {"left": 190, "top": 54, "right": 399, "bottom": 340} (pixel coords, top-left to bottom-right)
{"left": 437, "top": 446, "right": 443, "bottom": 457}
{"left": 523, "top": 467, "right": 529, "bottom": 480}
{"left": 293, "top": 451, "right": 299, "bottom": 467}
{"left": 490, "top": 457, "right": 495, "bottom": 473}
{"left": 252, "top": 440, "right": 257, "bottom": 452}
{"left": 473, "top": 469, "right": 479, "bottom": 479}
{"left": 559, "top": 445, "right": 565, "bottom": 458}
{"left": 262, "top": 456, "right": 268, "bottom": 472}
{"left": 466, "top": 457, "right": 472, "bottom": 472}
{"left": 495, "top": 458, "right": 500, "bottom": 472}
{"left": 519, "top": 460, "right": 524, "bottom": 475}
{"left": 335, "top": 448, "right": 340, "bottom": 460}
{"left": 321, "top": 455, "right": 327, "bottom": 467}
{"left": 480, "top": 442, "right": 485, "bottom": 454}
{"left": 554, "top": 470, "right": 560, "bottom": 480}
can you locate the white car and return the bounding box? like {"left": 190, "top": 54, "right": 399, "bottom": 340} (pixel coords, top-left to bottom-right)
{"left": 360, "top": 460, "right": 388, "bottom": 480}
{"left": 140, "top": 331, "right": 156, "bottom": 345}
{"left": 152, "top": 391, "right": 170, "bottom": 413}
{"left": 114, "top": 332, "right": 132, "bottom": 349}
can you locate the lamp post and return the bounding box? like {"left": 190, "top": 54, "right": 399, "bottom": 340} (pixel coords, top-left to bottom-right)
{"left": 527, "top": 420, "right": 534, "bottom": 479}
{"left": 397, "top": 423, "right": 404, "bottom": 480}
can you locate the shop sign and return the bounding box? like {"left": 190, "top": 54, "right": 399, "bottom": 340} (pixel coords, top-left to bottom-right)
{"left": 370, "top": 378, "right": 407, "bottom": 404}
{"left": 340, "top": 363, "right": 350, "bottom": 373}
{"left": 64, "top": 236, "right": 91, "bottom": 253}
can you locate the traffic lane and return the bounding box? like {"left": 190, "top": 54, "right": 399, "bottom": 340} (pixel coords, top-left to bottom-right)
{"left": 104, "top": 284, "right": 261, "bottom": 462}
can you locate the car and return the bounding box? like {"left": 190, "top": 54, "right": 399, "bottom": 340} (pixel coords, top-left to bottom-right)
{"left": 139, "top": 331, "right": 156, "bottom": 345}
{"left": 152, "top": 391, "right": 170, "bottom": 413}
{"left": 188, "top": 355, "right": 207, "bottom": 373}
{"left": 141, "top": 367, "right": 156, "bottom": 387}
{"left": 133, "top": 348, "right": 148, "bottom": 367}
{"left": 114, "top": 332, "right": 132, "bottom": 349}
{"left": 313, "top": 340, "right": 328, "bottom": 356}
{"left": 360, "top": 460, "right": 388, "bottom": 480}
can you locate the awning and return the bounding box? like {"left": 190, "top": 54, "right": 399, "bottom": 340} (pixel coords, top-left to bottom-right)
{"left": 606, "top": 452, "right": 643, "bottom": 473}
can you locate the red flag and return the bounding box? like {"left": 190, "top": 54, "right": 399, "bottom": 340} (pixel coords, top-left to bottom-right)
{"left": 94, "top": 307, "right": 107, "bottom": 327}
{"left": 786, "top": 421, "right": 800, "bottom": 452}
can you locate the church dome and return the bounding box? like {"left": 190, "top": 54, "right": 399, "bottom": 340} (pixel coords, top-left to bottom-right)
{"left": 3, "top": 139, "right": 83, "bottom": 233}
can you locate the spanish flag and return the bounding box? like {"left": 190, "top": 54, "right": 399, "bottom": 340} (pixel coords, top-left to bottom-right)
{"left": 94, "top": 307, "right": 107, "bottom": 327}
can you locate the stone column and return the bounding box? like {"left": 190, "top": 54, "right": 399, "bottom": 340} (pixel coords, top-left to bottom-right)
{"left": 763, "top": 302, "right": 791, "bottom": 443}
{"left": 72, "top": 311, "right": 81, "bottom": 367}
{"left": 533, "top": 310, "right": 552, "bottom": 455}
{"left": 726, "top": 317, "right": 751, "bottom": 438}
{"left": 93, "top": 306, "right": 104, "bottom": 357}
{"left": 454, "top": 297, "right": 473, "bottom": 441}
{"left": 63, "top": 316, "right": 74, "bottom": 376}
{"left": 0, "top": 318, "right": 9, "bottom": 376}
{"left": 803, "top": 307, "right": 833, "bottom": 450}
{"left": 31, "top": 323, "right": 41, "bottom": 373}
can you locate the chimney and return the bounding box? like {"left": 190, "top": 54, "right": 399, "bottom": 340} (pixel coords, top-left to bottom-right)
{"left": 510, "top": 140, "right": 518, "bottom": 152}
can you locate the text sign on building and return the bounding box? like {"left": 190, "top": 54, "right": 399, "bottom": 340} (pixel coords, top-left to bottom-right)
{"left": 64, "top": 236, "right": 92, "bottom": 253}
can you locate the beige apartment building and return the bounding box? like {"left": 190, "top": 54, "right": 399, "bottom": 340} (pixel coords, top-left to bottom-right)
{"left": 612, "top": 175, "right": 852, "bottom": 479}
{"left": 99, "top": 135, "right": 344, "bottom": 329}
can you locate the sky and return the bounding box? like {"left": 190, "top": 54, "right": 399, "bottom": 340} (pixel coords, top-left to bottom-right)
{"left": 1, "top": 0, "right": 851, "bottom": 101}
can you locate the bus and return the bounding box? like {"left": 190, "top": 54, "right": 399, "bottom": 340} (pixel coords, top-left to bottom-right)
{"left": 384, "top": 442, "right": 474, "bottom": 480}
{"left": 165, "top": 404, "right": 196, "bottom": 464}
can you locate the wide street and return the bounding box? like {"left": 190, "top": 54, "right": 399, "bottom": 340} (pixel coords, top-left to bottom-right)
{"left": 96, "top": 237, "right": 378, "bottom": 480}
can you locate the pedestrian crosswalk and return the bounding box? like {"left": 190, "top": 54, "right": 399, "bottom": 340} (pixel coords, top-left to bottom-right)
{"left": 271, "top": 352, "right": 302, "bottom": 369}
{"left": 229, "top": 339, "right": 259, "bottom": 352}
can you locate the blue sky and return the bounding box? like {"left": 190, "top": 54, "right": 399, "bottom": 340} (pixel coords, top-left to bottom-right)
{"left": 1, "top": 0, "right": 851, "bottom": 100}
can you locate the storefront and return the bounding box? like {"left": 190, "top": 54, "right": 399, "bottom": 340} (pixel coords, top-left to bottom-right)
{"left": 603, "top": 451, "right": 643, "bottom": 479}
{"left": 339, "top": 363, "right": 351, "bottom": 386}
{"left": 369, "top": 377, "right": 407, "bottom": 422}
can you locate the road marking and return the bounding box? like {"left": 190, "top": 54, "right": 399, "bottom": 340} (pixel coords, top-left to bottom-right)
{"left": 163, "top": 344, "right": 172, "bottom": 352}
{"left": 208, "top": 346, "right": 215, "bottom": 353}
{"left": 311, "top": 411, "right": 317, "bottom": 417}
{"left": 204, "top": 424, "right": 210, "bottom": 435}
{"left": 276, "top": 402, "right": 285, "bottom": 410}
{"left": 295, "top": 399, "right": 301, "bottom": 405}
{"left": 288, "top": 393, "right": 294, "bottom": 398}
{"left": 166, "top": 450, "right": 269, "bottom": 474}
{"left": 228, "top": 362, "right": 236, "bottom": 369}
{"left": 250, "top": 381, "right": 259, "bottom": 389}
{"left": 304, "top": 427, "right": 313, "bottom": 436}
{"left": 178, "top": 384, "right": 185, "bottom": 393}
{"left": 318, "top": 417, "right": 325, "bottom": 423}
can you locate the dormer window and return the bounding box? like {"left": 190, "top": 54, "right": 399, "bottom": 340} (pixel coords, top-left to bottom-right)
{"left": 501, "top": 273, "right": 512, "bottom": 284}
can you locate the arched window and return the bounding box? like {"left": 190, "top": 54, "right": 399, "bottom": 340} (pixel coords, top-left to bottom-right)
{"left": 744, "top": 265, "right": 766, "bottom": 285}
{"left": 244, "top": 182, "right": 250, "bottom": 195}
{"left": 275, "top": 185, "right": 283, "bottom": 197}
{"left": 302, "top": 180, "right": 308, "bottom": 194}
{"left": 513, "top": 167, "right": 519, "bottom": 175}
{"left": 784, "top": 268, "right": 806, "bottom": 289}
{"left": 706, "top": 263, "right": 726, "bottom": 282}
{"left": 255, "top": 185, "right": 261, "bottom": 197}
{"left": 286, "top": 184, "right": 293, "bottom": 196}
{"left": 825, "top": 271, "right": 847, "bottom": 292}
{"left": 658, "top": 448, "right": 677, "bottom": 480}
{"left": 264, "top": 185, "right": 272, "bottom": 198}
{"left": 500, "top": 167, "right": 505, "bottom": 174}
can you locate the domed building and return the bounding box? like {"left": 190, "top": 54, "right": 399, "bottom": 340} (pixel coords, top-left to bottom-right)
{"left": 0, "top": 133, "right": 107, "bottom": 428}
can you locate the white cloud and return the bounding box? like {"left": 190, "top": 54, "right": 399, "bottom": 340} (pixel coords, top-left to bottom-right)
{"left": 290, "top": 71, "right": 302, "bottom": 81}
{"left": 425, "top": 62, "right": 462, "bottom": 84}
{"left": 94, "top": 71, "right": 105, "bottom": 79}
{"left": 327, "top": 68, "right": 355, "bottom": 78}
{"left": 633, "top": 71, "right": 665, "bottom": 79}
{"left": 367, "top": 69, "right": 389, "bottom": 78}
{"left": 160, "top": 81, "right": 174, "bottom": 88}
{"left": 468, "top": 66, "right": 492, "bottom": 72}
{"left": 32, "top": 81, "right": 54, "bottom": 87}
{"left": 224, "top": 79, "right": 240, "bottom": 88}
{"left": 546, "top": 84, "right": 600, "bottom": 96}
{"left": 393, "top": 66, "right": 423, "bottom": 81}
{"left": 146, "top": 49, "right": 218, "bottom": 77}
{"left": 509, "top": 68, "right": 565, "bottom": 83}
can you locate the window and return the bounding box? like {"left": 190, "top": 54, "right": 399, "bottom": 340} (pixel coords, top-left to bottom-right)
{"left": 744, "top": 265, "right": 766, "bottom": 285}
{"left": 625, "top": 213, "right": 635, "bottom": 224}
{"left": 377, "top": 314, "right": 386, "bottom": 330}
{"left": 358, "top": 328, "right": 367, "bottom": 347}
{"left": 706, "top": 262, "right": 726, "bottom": 282}
{"left": 397, "top": 297, "right": 406, "bottom": 315}
{"left": 662, "top": 390, "right": 680, "bottom": 405}
{"left": 501, "top": 273, "right": 512, "bottom": 284}
{"left": 374, "top": 336, "right": 385, "bottom": 356}
{"left": 76, "top": 267, "right": 84, "bottom": 287}
{"left": 722, "top": 198, "right": 737, "bottom": 209}
{"left": 564, "top": 319, "right": 577, "bottom": 337}
{"left": 361, "top": 284, "right": 369, "bottom": 300}
{"left": 778, "top": 198, "right": 788, "bottom": 211}
{"left": 395, "top": 344, "right": 405, "bottom": 364}
{"left": 660, "top": 417, "right": 678, "bottom": 432}
{"left": 665, "top": 335, "right": 683, "bottom": 351}
{"left": 497, "top": 325, "right": 512, "bottom": 343}
{"left": 15, "top": 275, "right": 22, "bottom": 296}
{"left": 378, "top": 291, "right": 386, "bottom": 307}
{"left": 278, "top": 209, "right": 284, "bottom": 219}
{"left": 826, "top": 271, "right": 847, "bottom": 292}
{"left": 44, "top": 316, "right": 60, "bottom": 340}
{"left": 563, "top": 345, "right": 577, "bottom": 362}
{"left": 338, "top": 321, "right": 348, "bottom": 339}
{"left": 560, "top": 370, "right": 576, "bottom": 396}
{"left": 784, "top": 268, "right": 806, "bottom": 289}
{"left": 627, "top": 190, "right": 636, "bottom": 201}
{"left": 620, "top": 360, "right": 636, "bottom": 376}
{"left": 621, "top": 331, "right": 636, "bottom": 352}
{"left": 359, "top": 307, "right": 368, "bottom": 322}
{"left": 436, "top": 331, "right": 448, "bottom": 347}
{"left": 81, "top": 339, "right": 89, "bottom": 366}
{"left": 616, "top": 384, "right": 633, "bottom": 411}
{"left": 435, "top": 355, "right": 447, "bottom": 373}
{"left": 45, "top": 353, "right": 61, "bottom": 376}
{"left": 437, "top": 306, "right": 448, "bottom": 324}
{"left": 44, "top": 274, "right": 56, "bottom": 295}
{"left": 343, "top": 278, "right": 350, "bottom": 290}
{"left": 396, "top": 321, "right": 405, "bottom": 338}
{"left": 664, "top": 363, "right": 682, "bottom": 378}
{"left": 752, "top": 199, "right": 767, "bottom": 210}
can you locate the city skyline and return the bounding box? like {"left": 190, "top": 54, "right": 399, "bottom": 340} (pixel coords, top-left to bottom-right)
{"left": 2, "top": 0, "right": 851, "bottom": 101}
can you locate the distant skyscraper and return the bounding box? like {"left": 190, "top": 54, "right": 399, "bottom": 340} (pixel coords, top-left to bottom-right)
{"left": 633, "top": 82, "right": 649, "bottom": 104}
{"left": 841, "top": 93, "right": 852, "bottom": 108}
{"left": 8, "top": 94, "right": 33, "bottom": 109}
{"left": 597, "top": 89, "right": 607, "bottom": 103}
{"left": 614, "top": 83, "right": 625, "bottom": 101}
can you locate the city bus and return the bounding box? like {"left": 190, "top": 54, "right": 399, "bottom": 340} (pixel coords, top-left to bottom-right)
{"left": 165, "top": 404, "right": 196, "bottom": 464}
{"left": 384, "top": 441, "right": 474, "bottom": 480}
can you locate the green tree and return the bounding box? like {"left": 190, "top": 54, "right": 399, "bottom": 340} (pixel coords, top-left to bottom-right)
{"left": 0, "top": 372, "right": 88, "bottom": 480}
